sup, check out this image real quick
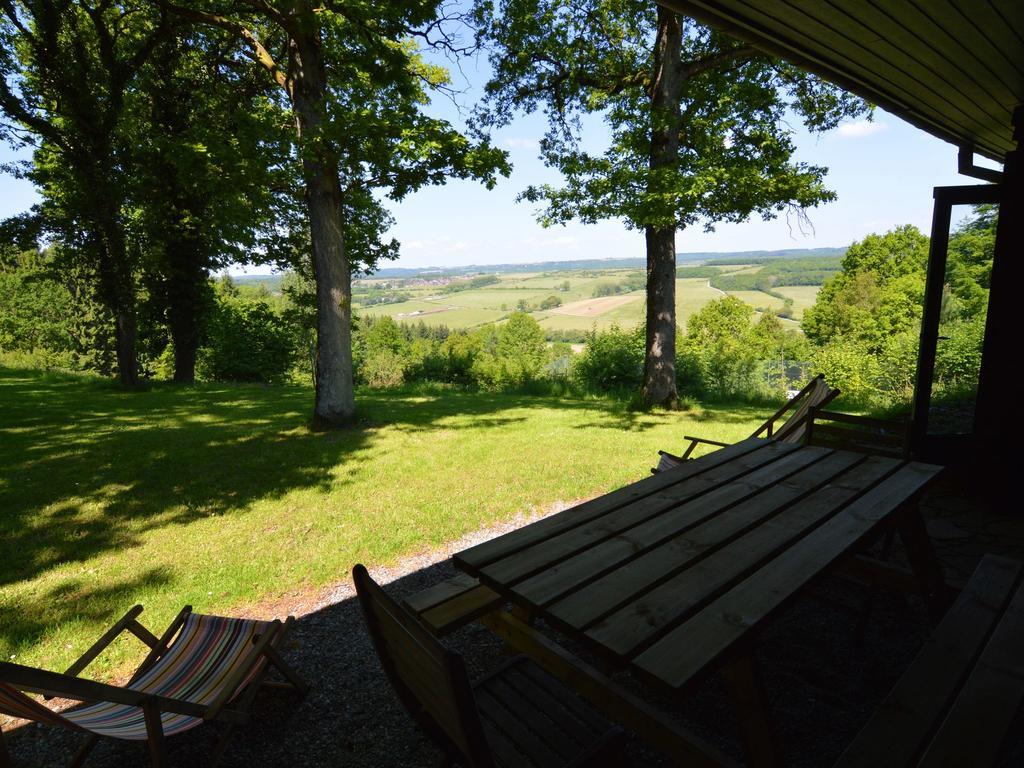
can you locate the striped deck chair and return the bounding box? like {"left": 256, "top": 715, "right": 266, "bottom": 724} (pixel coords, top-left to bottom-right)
{"left": 0, "top": 605, "right": 308, "bottom": 768}
{"left": 654, "top": 374, "right": 841, "bottom": 472}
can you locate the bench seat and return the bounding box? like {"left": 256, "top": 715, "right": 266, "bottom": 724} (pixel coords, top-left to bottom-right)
{"left": 836, "top": 553, "right": 1024, "bottom": 767}
{"left": 404, "top": 573, "right": 503, "bottom": 637}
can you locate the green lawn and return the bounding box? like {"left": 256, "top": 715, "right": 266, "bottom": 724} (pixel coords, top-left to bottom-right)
{"left": 0, "top": 367, "right": 766, "bottom": 679}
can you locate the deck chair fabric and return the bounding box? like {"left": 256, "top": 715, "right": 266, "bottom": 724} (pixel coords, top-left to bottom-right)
{"left": 353, "top": 564, "right": 624, "bottom": 768}
{"left": 0, "top": 607, "right": 307, "bottom": 767}
{"left": 654, "top": 374, "right": 840, "bottom": 472}
{"left": 62, "top": 614, "right": 269, "bottom": 739}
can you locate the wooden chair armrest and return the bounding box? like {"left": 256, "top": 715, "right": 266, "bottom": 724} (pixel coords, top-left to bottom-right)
{"left": 64, "top": 605, "right": 157, "bottom": 680}
{"left": 681, "top": 436, "right": 730, "bottom": 448}
{"left": 0, "top": 661, "right": 246, "bottom": 724}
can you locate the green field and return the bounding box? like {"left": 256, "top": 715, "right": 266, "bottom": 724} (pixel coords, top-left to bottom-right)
{"left": 359, "top": 265, "right": 820, "bottom": 334}
{"left": 774, "top": 285, "right": 822, "bottom": 319}
{"left": 0, "top": 368, "right": 767, "bottom": 680}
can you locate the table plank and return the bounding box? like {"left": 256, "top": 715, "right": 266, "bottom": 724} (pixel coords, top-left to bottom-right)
{"left": 477, "top": 442, "right": 813, "bottom": 588}
{"left": 512, "top": 448, "right": 846, "bottom": 609}
{"left": 455, "top": 438, "right": 784, "bottom": 573}
{"left": 544, "top": 450, "right": 870, "bottom": 633}
{"left": 632, "top": 460, "right": 943, "bottom": 691}
{"left": 584, "top": 456, "right": 900, "bottom": 660}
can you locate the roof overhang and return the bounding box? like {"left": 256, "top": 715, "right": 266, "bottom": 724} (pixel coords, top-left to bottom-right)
{"left": 656, "top": 0, "right": 1024, "bottom": 162}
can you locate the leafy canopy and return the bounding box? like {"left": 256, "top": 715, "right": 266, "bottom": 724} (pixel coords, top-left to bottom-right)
{"left": 472, "top": 0, "right": 868, "bottom": 231}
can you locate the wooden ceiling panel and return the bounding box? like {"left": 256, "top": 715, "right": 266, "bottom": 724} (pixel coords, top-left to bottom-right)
{"left": 658, "top": 0, "right": 1024, "bottom": 160}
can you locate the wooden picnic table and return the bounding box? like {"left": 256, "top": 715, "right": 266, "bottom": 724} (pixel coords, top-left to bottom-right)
{"left": 453, "top": 437, "right": 949, "bottom": 767}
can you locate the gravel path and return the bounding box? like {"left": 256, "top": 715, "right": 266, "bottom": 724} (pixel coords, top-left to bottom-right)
{"left": 7, "top": 487, "right": 1024, "bottom": 767}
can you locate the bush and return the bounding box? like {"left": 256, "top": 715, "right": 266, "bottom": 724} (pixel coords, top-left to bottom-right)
{"left": 472, "top": 312, "right": 548, "bottom": 390}
{"left": 935, "top": 317, "right": 985, "bottom": 390}
{"left": 810, "top": 341, "right": 881, "bottom": 406}
{"left": 571, "top": 324, "right": 644, "bottom": 393}
{"left": 198, "top": 297, "right": 295, "bottom": 383}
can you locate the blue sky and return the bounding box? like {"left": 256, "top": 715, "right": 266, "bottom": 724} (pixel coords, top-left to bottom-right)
{"left": 0, "top": 48, "right": 997, "bottom": 273}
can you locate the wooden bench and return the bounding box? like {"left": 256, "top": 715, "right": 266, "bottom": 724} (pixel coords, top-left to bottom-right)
{"left": 806, "top": 408, "right": 912, "bottom": 459}
{"left": 403, "top": 573, "right": 503, "bottom": 637}
{"left": 836, "top": 553, "right": 1024, "bottom": 767}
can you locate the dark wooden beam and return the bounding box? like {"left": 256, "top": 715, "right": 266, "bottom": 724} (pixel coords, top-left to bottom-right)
{"left": 973, "top": 105, "right": 1024, "bottom": 503}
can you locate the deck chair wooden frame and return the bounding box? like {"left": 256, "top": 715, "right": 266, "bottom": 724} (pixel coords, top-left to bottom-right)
{"left": 353, "top": 564, "right": 624, "bottom": 768}
{"left": 656, "top": 374, "right": 841, "bottom": 470}
{"left": 0, "top": 605, "right": 308, "bottom": 768}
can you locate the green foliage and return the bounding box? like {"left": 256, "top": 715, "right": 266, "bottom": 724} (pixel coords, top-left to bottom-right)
{"left": 935, "top": 317, "right": 986, "bottom": 391}
{"left": 810, "top": 341, "right": 881, "bottom": 406}
{"left": 474, "top": 0, "right": 866, "bottom": 233}
{"left": 440, "top": 274, "right": 501, "bottom": 294}
{"left": 803, "top": 226, "right": 930, "bottom": 351}
{"left": 0, "top": 248, "right": 116, "bottom": 374}
{"left": 474, "top": 311, "right": 549, "bottom": 389}
{"left": 571, "top": 324, "right": 645, "bottom": 393}
{"left": 539, "top": 294, "right": 562, "bottom": 309}
{"left": 198, "top": 295, "right": 295, "bottom": 384}
{"left": 356, "top": 316, "right": 410, "bottom": 388}
{"left": 801, "top": 210, "right": 995, "bottom": 407}
{"left": 683, "top": 297, "right": 760, "bottom": 397}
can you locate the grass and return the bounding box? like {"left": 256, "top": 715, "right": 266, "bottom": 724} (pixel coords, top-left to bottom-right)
{"left": 0, "top": 367, "right": 766, "bottom": 679}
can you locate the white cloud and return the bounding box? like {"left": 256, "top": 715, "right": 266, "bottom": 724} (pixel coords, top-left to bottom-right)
{"left": 504, "top": 137, "right": 540, "bottom": 150}
{"left": 835, "top": 120, "right": 887, "bottom": 138}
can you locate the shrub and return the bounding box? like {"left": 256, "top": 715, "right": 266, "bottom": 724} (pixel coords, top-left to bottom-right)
{"left": 571, "top": 324, "right": 644, "bottom": 393}
{"left": 810, "top": 341, "right": 880, "bottom": 406}
{"left": 198, "top": 297, "right": 294, "bottom": 383}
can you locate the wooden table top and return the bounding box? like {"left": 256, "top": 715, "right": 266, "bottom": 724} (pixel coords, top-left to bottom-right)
{"left": 454, "top": 438, "right": 943, "bottom": 694}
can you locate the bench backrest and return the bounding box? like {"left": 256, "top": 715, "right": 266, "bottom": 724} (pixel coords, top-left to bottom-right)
{"left": 353, "top": 565, "right": 495, "bottom": 768}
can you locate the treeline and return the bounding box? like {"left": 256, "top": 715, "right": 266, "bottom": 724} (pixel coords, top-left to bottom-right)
{"left": 0, "top": 1, "right": 508, "bottom": 425}
{"left": 709, "top": 258, "right": 842, "bottom": 292}
{"left": 439, "top": 274, "right": 501, "bottom": 294}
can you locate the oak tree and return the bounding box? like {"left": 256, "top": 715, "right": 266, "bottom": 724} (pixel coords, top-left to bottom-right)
{"left": 473, "top": 0, "right": 867, "bottom": 406}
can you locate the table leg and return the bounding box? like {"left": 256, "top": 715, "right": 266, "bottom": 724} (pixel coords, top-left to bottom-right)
{"left": 721, "top": 652, "right": 782, "bottom": 768}
{"left": 481, "top": 610, "right": 738, "bottom": 768}
{"left": 896, "top": 502, "right": 953, "bottom": 622}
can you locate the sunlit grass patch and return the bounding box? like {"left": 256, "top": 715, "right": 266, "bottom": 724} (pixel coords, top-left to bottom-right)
{"left": 0, "top": 366, "right": 765, "bottom": 679}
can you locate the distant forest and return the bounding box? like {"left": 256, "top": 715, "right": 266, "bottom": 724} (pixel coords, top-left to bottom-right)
{"left": 358, "top": 247, "right": 846, "bottom": 279}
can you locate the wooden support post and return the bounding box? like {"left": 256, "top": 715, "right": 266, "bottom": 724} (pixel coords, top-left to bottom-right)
{"left": 720, "top": 652, "right": 782, "bottom": 768}
{"left": 142, "top": 700, "right": 169, "bottom": 768}
{"left": 896, "top": 503, "right": 953, "bottom": 623}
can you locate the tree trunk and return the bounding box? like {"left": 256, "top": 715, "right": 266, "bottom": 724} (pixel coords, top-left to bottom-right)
{"left": 291, "top": 32, "right": 355, "bottom": 428}
{"left": 114, "top": 307, "right": 139, "bottom": 386}
{"left": 167, "top": 254, "right": 203, "bottom": 383}
{"left": 643, "top": 225, "right": 679, "bottom": 408}
{"left": 642, "top": 7, "right": 684, "bottom": 409}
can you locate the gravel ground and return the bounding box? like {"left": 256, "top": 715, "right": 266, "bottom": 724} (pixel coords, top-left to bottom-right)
{"left": 6, "top": 486, "right": 1024, "bottom": 767}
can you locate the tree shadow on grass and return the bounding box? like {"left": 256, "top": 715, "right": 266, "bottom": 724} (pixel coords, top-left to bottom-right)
{"left": 0, "top": 370, "right": 689, "bottom": 593}
{"left": 0, "top": 568, "right": 174, "bottom": 659}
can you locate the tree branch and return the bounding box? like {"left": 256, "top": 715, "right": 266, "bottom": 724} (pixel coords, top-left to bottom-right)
{"left": 681, "top": 45, "right": 756, "bottom": 79}
{"left": 161, "top": 1, "right": 291, "bottom": 95}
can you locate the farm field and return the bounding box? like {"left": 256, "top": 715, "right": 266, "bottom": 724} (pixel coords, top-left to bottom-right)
{"left": 0, "top": 367, "right": 766, "bottom": 678}
{"left": 357, "top": 259, "right": 827, "bottom": 335}
{"left": 774, "top": 285, "right": 822, "bottom": 319}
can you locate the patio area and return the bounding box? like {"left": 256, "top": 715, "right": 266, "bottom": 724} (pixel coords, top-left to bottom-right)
{"left": 5, "top": 465, "right": 1023, "bottom": 768}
